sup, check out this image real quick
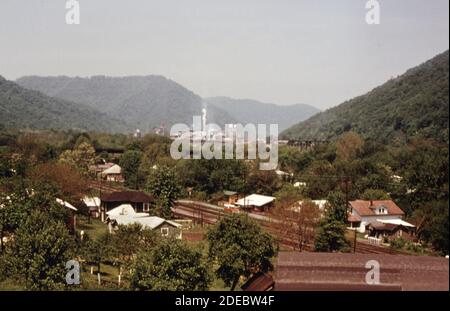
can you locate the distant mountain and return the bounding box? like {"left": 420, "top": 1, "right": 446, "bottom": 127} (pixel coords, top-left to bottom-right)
{"left": 282, "top": 50, "right": 449, "bottom": 144}
{"left": 16, "top": 75, "right": 236, "bottom": 132}
{"left": 0, "top": 76, "right": 126, "bottom": 132}
{"left": 205, "top": 97, "right": 320, "bottom": 131}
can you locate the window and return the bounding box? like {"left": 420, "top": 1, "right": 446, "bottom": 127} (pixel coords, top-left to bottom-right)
{"left": 143, "top": 203, "right": 150, "bottom": 212}
{"left": 161, "top": 227, "right": 169, "bottom": 236}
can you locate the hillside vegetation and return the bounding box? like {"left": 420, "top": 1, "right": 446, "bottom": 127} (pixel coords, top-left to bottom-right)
{"left": 0, "top": 76, "right": 126, "bottom": 132}
{"left": 16, "top": 75, "right": 236, "bottom": 131}
{"left": 282, "top": 50, "right": 449, "bottom": 144}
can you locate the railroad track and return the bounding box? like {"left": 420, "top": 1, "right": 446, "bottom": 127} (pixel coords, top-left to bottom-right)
{"left": 173, "top": 201, "right": 410, "bottom": 255}
{"left": 172, "top": 202, "right": 307, "bottom": 250}
{"left": 88, "top": 180, "right": 123, "bottom": 193}
{"left": 354, "top": 240, "right": 410, "bottom": 255}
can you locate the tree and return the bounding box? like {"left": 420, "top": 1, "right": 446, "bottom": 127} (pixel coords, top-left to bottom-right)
{"left": 303, "top": 160, "right": 337, "bottom": 199}
{"left": 314, "top": 220, "right": 350, "bottom": 252}
{"left": 146, "top": 166, "right": 181, "bottom": 218}
{"left": 207, "top": 214, "right": 276, "bottom": 290}
{"left": 246, "top": 169, "right": 281, "bottom": 196}
{"left": 130, "top": 239, "right": 211, "bottom": 291}
{"left": 400, "top": 140, "right": 449, "bottom": 208}
{"left": 412, "top": 201, "right": 449, "bottom": 255}
{"left": 1, "top": 180, "right": 71, "bottom": 253}
{"left": 29, "top": 162, "right": 87, "bottom": 202}
{"left": 271, "top": 197, "right": 321, "bottom": 251}
{"left": 6, "top": 210, "right": 73, "bottom": 290}
{"left": 326, "top": 191, "right": 348, "bottom": 223}
{"left": 120, "top": 150, "right": 144, "bottom": 189}
{"left": 361, "top": 189, "right": 390, "bottom": 200}
{"left": 177, "top": 158, "right": 248, "bottom": 195}
{"left": 314, "top": 191, "right": 350, "bottom": 252}
{"left": 84, "top": 233, "right": 114, "bottom": 274}
{"left": 59, "top": 142, "right": 96, "bottom": 176}
{"left": 112, "top": 224, "right": 158, "bottom": 271}
{"left": 336, "top": 132, "right": 364, "bottom": 161}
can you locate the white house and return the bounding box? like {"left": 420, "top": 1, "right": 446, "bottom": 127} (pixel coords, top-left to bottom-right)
{"left": 235, "top": 194, "right": 275, "bottom": 211}
{"left": 106, "top": 204, "right": 182, "bottom": 239}
{"left": 348, "top": 200, "right": 406, "bottom": 233}
{"left": 101, "top": 164, "right": 123, "bottom": 182}
{"left": 82, "top": 196, "right": 101, "bottom": 218}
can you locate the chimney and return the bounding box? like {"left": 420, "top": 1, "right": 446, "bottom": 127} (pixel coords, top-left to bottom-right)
{"left": 370, "top": 200, "right": 373, "bottom": 207}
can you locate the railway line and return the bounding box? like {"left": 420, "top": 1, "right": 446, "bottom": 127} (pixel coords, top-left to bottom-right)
{"left": 173, "top": 200, "right": 409, "bottom": 255}
{"left": 172, "top": 201, "right": 311, "bottom": 250}
{"left": 88, "top": 180, "right": 123, "bottom": 193}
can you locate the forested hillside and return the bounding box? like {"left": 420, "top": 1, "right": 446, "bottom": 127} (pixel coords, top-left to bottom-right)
{"left": 16, "top": 75, "right": 235, "bottom": 131}
{"left": 282, "top": 51, "right": 449, "bottom": 144}
{"left": 0, "top": 76, "right": 126, "bottom": 132}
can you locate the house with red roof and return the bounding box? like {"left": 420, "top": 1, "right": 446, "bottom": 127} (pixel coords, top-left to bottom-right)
{"left": 347, "top": 200, "right": 412, "bottom": 233}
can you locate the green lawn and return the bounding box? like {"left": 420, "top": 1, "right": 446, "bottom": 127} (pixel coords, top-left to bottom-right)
{"left": 77, "top": 217, "right": 108, "bottom": 240}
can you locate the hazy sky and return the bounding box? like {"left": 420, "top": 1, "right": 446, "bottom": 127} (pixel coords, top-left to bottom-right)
{"left": 0, "top": 0, "right": 448, "bottom": 109}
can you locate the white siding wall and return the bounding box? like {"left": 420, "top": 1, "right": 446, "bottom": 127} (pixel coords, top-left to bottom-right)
{"left": 357, "top": 215, "right": 403, "bottom": 233}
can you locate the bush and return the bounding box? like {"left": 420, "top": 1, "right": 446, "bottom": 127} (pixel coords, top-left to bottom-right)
{"left": 390, "top": 237, "right": 406, "bottom": 250}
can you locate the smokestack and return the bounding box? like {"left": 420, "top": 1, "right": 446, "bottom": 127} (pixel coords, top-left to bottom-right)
{"left": 202, "top": 107, "right": 207, "bottom": 132}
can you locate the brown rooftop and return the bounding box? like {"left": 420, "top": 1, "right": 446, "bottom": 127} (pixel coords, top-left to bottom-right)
{"left": 100, "top": 191, "right": 154, "bottom": 203}
{"left": 275, "top": 252, "right": 449, "bottom": 291}
{"left": 241, "top": 272, "right": 274, "bottom": 291}
{"left": 350, "top": 200, "right": 405, "bottom": 217}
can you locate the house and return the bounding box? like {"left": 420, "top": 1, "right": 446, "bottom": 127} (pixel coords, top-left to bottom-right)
{"left": 106, "top": 204, "right": 182, "bottom": 239}
{"left": 275, "top": 252, "right": 449, "bottom": 291}
{"left": 101, "top": 164, "right": 124, "bottom": 182}
{"left": 367, "top": 219, "right": 416, "bottom": 242}
{"left": 347, "top": 200, "right": 406, "bottom": 233}
{"left": 235, "top": 194, "right": 275, "bottom": 212}
{"left": 82, "top": 196, "right": 101, "bottom": 218}
{"left": 90, "top": 162, "right": 114, "bottom": 176}
{"left": 100, "top": 191, "right": 154, "bottom": 221}
{"left": 219, "top": 190, "right": 238, "bottom": 207}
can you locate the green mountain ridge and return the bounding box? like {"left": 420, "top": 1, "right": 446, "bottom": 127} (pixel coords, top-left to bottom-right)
{"left": 16, "top": 75, "right": 237, "bottom": 131}
{"left": 0, "top": 76, "right": 127, "bottom": 132}
{"left": 281, "top": 50, "right": 449, "bottom": 144}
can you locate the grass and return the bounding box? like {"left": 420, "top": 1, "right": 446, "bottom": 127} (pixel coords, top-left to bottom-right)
{"left": 77, "top": 263, "right": 123, "bottom": 290}
{"left": 77, "top": 216, "right": 108, "bottom": 240}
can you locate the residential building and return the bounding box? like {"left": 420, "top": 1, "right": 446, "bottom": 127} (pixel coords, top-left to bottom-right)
{"left": 82, "top": 196, "right": 101, "bottom": 218}
{"left": 101, "top": 164, "right": 124, "bottom": 182}
{"left": 106, "top": 204, "right": 182, "bottom": 239}
{"left": 235, "top": 194, "right": 275, "bottom": 212}
{"left": 100, "top": 191, "right": 154, "bottom": 221}
{"left": 367, "top": 219, "right": 416, "bottom": 242}
{"left": 347, "top": 200, "right": 406, "bottom": 233}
